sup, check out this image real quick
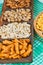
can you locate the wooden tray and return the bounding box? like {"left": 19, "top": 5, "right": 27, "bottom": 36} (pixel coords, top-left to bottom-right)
{"left": 0, "top": 0, "right": 33, "bottom": 63}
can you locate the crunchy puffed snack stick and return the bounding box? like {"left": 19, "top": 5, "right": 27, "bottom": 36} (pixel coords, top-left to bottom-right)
{"left": 0, "top": 39, "right": 32, "bottom": 59}
{"left": 0, "top": 22, "right": 31, "bottom": 39}
{"left": 6, "top": 0, "right": 31, "bottom": 8}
